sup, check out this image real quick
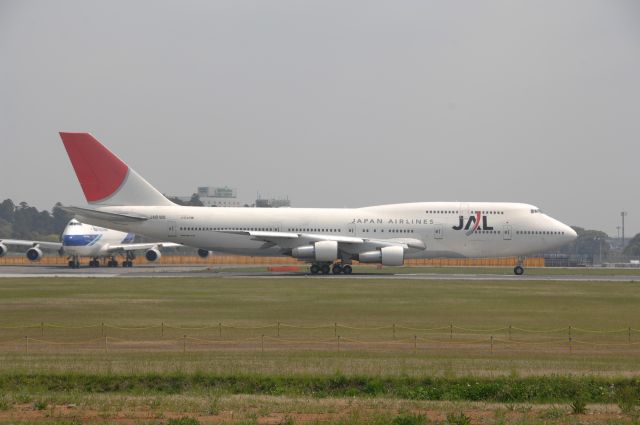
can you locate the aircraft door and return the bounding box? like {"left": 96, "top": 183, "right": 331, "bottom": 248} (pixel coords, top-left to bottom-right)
{"left": 168, "top": 221, "right": 177, "bottom": 238}
{"left": 434, "top": 224, "right": 444, "bottom": 239}
{"left": 502, "top": 225, "right": 512, "bottom": 240}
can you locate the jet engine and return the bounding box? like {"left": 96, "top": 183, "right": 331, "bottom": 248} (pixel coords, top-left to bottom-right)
{"left": 292, "top": 241, "right": 338, "bottom": 262}
{"left": 0, "top": 243, "right": 7, "bottom": 257}
{"left": 197, "top": 248, "right": 210, "bottom": 258}
{"left": 358, "top": 246, "right": 404, "bottom": 266}
{"left": 145, "top": 248, "right": 161, "bottom": 262}
{"left": 26, "top": 247, "right": 44, "bottom": 261}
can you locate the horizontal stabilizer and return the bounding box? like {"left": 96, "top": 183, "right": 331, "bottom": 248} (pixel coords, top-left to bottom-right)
{"left": 60, "top": 206, "right": 149, "bottom": 223}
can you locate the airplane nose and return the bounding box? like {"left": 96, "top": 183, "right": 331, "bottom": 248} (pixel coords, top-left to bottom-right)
{"left": 564, "top": 225, "right": 577, "bottom": 242}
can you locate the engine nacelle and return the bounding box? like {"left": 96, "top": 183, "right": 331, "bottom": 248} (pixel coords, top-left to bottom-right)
{"left": 358, "top": 246, "right": 404, "bottom": 266}
{"left": 26, "top": 247, "right": 44, "bottom": 261}
{"left": 292, "top": 240, "right": 339, "bottom": 262}
{"left": 197, "top": 248, "right": 210, "bottom": 258}
{"left": 145, "top": 248, "right": 161, "bottom": 262}
{"left": 0, "top": 243, "right": 7, "bottom": 257}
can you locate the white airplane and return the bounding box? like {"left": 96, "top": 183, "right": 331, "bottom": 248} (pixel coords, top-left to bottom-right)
{"left": 58, "top": 132, "right": 577, "bottom": 275}
{"left": 0, "top": 218, "right": 182, "bottom": 268}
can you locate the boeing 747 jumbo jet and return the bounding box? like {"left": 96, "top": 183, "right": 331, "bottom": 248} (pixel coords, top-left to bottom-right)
{"left": 0, "top": 219, "right": 181, "bottom": 268}
{"left": 58, "top": 133, "right": 577, "bottom": 275}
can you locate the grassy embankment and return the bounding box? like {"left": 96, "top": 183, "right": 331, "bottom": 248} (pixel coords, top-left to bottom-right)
{"left": 0, "top": 277, "right": 640, "bottom": 423}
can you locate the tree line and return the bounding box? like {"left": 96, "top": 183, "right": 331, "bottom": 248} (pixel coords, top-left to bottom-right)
{"left": 0, "top": 199, "right": 73, "bottom": 241}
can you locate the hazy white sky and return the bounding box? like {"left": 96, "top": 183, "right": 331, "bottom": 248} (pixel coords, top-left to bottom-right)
{"left": 1, "top": 0, "right": 639, "bottom": 236}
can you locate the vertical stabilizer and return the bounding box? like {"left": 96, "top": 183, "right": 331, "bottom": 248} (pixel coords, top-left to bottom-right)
{"left": 59, "top": 132, "right": 174, "bottom": 206}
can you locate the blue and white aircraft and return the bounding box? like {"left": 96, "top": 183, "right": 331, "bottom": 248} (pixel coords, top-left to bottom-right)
{"left": 0, "top": 219, "right": 181, "bottom": 268}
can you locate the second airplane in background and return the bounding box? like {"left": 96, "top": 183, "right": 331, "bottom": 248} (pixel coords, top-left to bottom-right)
{"left": 0, "top": 219, "right": 182, "bottom": 268}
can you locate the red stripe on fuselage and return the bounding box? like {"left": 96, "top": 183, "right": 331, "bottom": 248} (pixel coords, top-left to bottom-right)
{"left": 471, "top": 211, "right": 481, "bottom": 232}
{"left": 60, "top": 132, "right": 128, "bottom": 203}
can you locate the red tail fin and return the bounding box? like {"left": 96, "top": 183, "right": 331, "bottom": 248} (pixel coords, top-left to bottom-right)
{"left": 60, "top": 132, "right": 129, "bottom": 203}
{"left": 59, "top": 132, "right": 173, "bottom": 206}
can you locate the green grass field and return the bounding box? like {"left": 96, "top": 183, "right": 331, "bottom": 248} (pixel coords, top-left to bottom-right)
{"left": 1, "top": 276, "right": 640, "bottom": 424}
{"left": 1, "top": 276, "right": 639, "bottom": 327}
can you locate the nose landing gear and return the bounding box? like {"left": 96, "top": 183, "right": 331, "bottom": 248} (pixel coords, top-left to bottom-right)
{"left": 514, "top": 257, "right": 525, "bottom": 275}
{"left": 67, "top": 256, "right": 80, "bottom": 269}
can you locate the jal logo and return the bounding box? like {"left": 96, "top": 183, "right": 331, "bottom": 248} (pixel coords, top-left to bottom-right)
{"left": 452, "top": 212, "right": 494, "bottom": 236}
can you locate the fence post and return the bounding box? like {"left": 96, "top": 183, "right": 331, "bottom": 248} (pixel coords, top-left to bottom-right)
{"left": 337, "top": 335, "right": 340, "bottom": 352}
{"left": 413, "top": 335, "right": 417, "bottom": 354}
{"left": 161, "top": 322, "right": 164, "bottom": 337}
{"left": 41, "top": 321, "right": 44, "bottom": 337}
{"left": 508, "top": 324, "right": 511, "bottom": 341}
{"left": 101, "top": 322, "right": 104, "bottom": 337}
{"left": 569, "top": 337, "right": 572, "bottom": 353}
{"left": 104, "top": 336, "right": 108, "bottom": 353}
{"left": 218, "top": 322, "right": 222, "bottom": 338}
{"left": 568, "top": 325, "right": 571, "bottom": 339}
{"left": 450, "top": 323, "right": 453, "bottom": 340}
{"left": 334, "top": 322, "right": 337, "bottom": 337}
{"left": 277, "top": 322, "right": 280, "bottom": 337}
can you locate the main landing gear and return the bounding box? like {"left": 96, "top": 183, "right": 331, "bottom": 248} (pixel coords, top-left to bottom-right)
{"left": 513, "top": 257, "right": 525, "bottom": 276}
{"left": 122, "top": 252, "right": 134, "bottom": 267}
{"left": 309, "top": 263, "right": 353, "bottom": 275}
{"left": 89, "top": 258, "right": 100, "bottom": 267}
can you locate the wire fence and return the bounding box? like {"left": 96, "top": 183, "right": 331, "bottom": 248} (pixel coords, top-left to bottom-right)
{"left": 1, "top": 322, "right": 639, "bottom": 354}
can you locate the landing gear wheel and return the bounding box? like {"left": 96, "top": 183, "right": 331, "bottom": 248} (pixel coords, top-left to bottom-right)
{"left": 310, "top": 264, "right": 320, "bottom": 274}
{"left": 122, "top": 261, "right": 133, "bottom": 267}
{"left": 342, "top": 265, "right": 353, "bottom": 275}
{"left": 320, "top": 264, "right": 330, "bottom": 275}
{"left": 514, "top": 265, "right": 524, "bottom": 276}
{"left": 108, "top": 260, "right": 119, "bottom": 268}
{"left": 332, "top": 264, "right": 343, "bottom": 274}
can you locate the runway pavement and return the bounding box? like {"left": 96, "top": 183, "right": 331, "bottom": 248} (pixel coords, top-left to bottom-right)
{"left": 1, "top": 264, "right": 640, "bottom": 281}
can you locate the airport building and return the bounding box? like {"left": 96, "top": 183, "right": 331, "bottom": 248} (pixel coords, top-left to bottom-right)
{"left": 173, "top": 186, "right": 291, "bottom": 208}
{"left": 173, "top": 186, "right": 243, "bottom": 207}
{"left": 255, "top": 196, "right": 291, "bottom": 208}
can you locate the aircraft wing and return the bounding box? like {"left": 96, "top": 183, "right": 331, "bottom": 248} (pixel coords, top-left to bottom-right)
{"left": 105, "top": 242, "right": 183, "bottom": 253}
{"left": 219, "top": 230, "right": 426, "bottom": 251}
{"left": 0, "top": 239, "right": 63, "bottom": 250}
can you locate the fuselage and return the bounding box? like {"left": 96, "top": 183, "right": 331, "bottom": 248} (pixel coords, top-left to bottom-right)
{"left": 61, "top": 219, "right": 134, "bottom": 257}
{"left": 81, "top": 202, "right": 576, "bottom": 258}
